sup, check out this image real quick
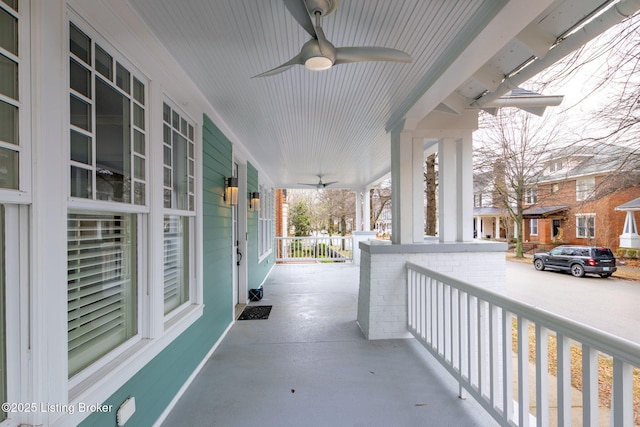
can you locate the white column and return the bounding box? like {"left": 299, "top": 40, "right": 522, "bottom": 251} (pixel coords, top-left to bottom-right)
{"left": 620, "top": 211, "right": 640, "bottom": 248}
{"left": 439, "top": 138, "right": 458, "bottom": 242}
{"left": 496, "top": 216, "right": 501, "bottom": 239}
{"left": 363, "top": 187, "right": 371, "bottom": 231}
{"left": 458, "top": 131, "right": 474, "bottom": 242}
{"left": 355, "top": 190, "right": 362, "bottom": 232}
{"left": 391, "top": 122, "right": 425, "bottom": 244}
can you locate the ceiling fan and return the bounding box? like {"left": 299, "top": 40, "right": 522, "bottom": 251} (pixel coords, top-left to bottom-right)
{"left": 298, "top": 175, "right": 338, "bottom": 189}
{"left": 253, "top": 0, "right": 412, "bottom": 77}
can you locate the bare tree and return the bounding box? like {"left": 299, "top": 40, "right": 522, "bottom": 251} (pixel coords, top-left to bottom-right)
{"left": 369, "top": 180, "right": 391, "bottom": 231}
{"left": 424, "top": 154, "right": 437, "bottom": 235}
{"left": 475, "top": 108, "right": 564, "bottom": 257}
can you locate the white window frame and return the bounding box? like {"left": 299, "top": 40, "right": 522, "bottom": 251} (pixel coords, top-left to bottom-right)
{"left": 474, "top": 193, "right": 482, "bottom": 208}
{"left": 529, "top": 218, "right": 538, "bottom": 236}
{"left": 161, "top": 100, "right": 197, "bottom": 320}
{"left": 576, "top": 214, "right": 596, "bottom": 239}
{"left": 258, "top": 185, "right": 273, "bottom": 260}
{"left": 67, "top": 17, "right": 149, "bottom": 389}
{"left": 0, "top": 0, "right": 31, "bottom": 204}
{"left": 525, "top": 187, "right": 537, "bottom": 205}
{"left": 576, "top": 177, "right": 595, "bottom": 201}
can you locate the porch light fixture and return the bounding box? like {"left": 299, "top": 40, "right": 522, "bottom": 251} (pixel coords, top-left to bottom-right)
{"left": 224, "top": 177, "right": 238, "bottom": 205}
{"left": 249, "top": 192, "right": 261, "bottom": 211}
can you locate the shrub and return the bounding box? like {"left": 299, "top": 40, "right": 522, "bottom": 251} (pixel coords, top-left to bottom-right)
{"left": 617, "top": 248, "right": 628, "bottom": 258}
{"left": 627, "top": 249, "right": 637, "bottom": 259}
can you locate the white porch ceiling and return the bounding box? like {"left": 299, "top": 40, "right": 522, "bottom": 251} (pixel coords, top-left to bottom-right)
{"left": 128, "top": 0, "right": 638, "bottom": 189}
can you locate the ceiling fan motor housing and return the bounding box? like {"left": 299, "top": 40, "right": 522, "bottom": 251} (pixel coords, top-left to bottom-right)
{"left": 305, "top": 0, "right": 337, "bottom": 17}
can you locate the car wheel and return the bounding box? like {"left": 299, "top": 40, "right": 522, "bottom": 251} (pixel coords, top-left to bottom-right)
{"left": 599, "top": 273, "right": 612, "bottom": 278}
{"left": 533, "top": 259, "right": 545, "bottom": 271}
{"left": 570, "top": 264, "right": 585, "bottom": 277}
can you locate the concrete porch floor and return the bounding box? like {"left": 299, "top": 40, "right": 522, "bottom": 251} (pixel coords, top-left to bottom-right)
{"left": 161, "top": 263, "right": 498, "bottom": 427}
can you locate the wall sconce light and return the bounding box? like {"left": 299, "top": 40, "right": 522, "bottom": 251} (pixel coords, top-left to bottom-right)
{"left": 224, "top": 177, "right": 238, "bottom": 205}
{"left": 249, "top": 192, "right": 261, "bottom": 211}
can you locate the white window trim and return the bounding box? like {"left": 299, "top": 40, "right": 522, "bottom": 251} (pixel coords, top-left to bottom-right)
{"left": 529, "top": 218, "right": 538, "bottom": 236}
{"left": 63, "top": 17, "right": 204, "bottom": 413}
{"left": 576, "top": 177, "right": 595, "bottom": 201}
{"left": 576, "top": 213, "right": 596, "bottom": 239}
{"left": 258, "top": 186, "right": 273, "bottom": 262}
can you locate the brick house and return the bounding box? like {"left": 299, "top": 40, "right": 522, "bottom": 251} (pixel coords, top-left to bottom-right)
{"left": 522, "top": 144, "right": 640, "bottom": 251}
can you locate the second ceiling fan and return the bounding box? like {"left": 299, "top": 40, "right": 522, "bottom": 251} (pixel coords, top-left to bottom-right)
{"left": 253, "top": 0, "right": 412, "bottom": 77}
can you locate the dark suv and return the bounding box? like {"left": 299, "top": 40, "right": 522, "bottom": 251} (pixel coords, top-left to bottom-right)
{"left": 533, "top": 245, "right": 616, "bottom": 278}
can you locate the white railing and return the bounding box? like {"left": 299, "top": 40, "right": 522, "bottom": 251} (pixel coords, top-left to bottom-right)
{"left": 275, "top": 236, "right": 353, "bottom": 263}
{"left": 406, "top": 262, "right": 640, "bottom": 427}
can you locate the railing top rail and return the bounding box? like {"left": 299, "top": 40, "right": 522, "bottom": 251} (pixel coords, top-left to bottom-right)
{"left": 406, "top": 261, "right": 640, "bottom": 366}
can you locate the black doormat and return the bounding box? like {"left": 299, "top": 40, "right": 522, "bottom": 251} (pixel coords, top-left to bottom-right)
{"left": 238, "top": 305, "right": 272, "bottom": 320}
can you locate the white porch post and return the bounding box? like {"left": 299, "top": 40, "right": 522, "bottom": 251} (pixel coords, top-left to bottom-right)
{"left": 391, "top": 120, "right": 424, "bottom": 244}
{"left": 363, "top": 187, "right": 371, "bottom": 231}
{"left": 355, "top": 190, "right": 362, "bottom": 231}
{"left": 496, "top": 216, "right": 501, "bottom": 239}
{"left": 620, "top": 210, "right": 640, "bottom": 248}
{"left": 439, "top": 138, "right": 458, "bottom": 242}
{"left": 459, "top": 131, "right": 474, "bottom": 242}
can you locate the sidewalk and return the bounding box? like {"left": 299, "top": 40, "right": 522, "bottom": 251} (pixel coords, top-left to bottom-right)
{"left": 506, "top": 252, "right": 640, "bottom": 282}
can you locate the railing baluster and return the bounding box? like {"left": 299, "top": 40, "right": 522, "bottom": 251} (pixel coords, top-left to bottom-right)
{"left": 503, "top": 309, "right": 513, "bottom": 423}
{"left": 582, "top": 344, "right": 599, "bottom": 426}
{"left": 556, "top": 333, "right": 571, "bottom": 427}
{"left": 612, "top": 357, "right": 633, "bottom": 426}
{"left": 535, "top": 324, "right": 549, "bottom": 427}
{"left": 518, "top": 316, "right": 530, "bottom": 427}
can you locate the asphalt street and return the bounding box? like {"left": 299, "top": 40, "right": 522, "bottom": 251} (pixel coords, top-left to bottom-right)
{"left": 505, "top": 261, "right": 640, "bottom": 344}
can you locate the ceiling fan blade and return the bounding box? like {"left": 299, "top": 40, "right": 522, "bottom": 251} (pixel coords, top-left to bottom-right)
{"left": 334, "top": 46, "right": 412, "bottom": 65}
{"left": 283, "top": 0, "right": 316, "bottom": 38}
{"left": 252, "top": 54, "right": 304, "bottom": 78}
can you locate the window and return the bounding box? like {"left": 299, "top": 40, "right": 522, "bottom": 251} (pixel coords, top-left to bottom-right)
{"left": 474, "top": 193, "right": 482, "bottom": 207}
{"left": 576, "top": 214, "right": 595, "bottom": 238}
{"left": 67, "top": 212, "right": 138, "bottom": 377}
{"left": 0, "top": 1, "right": 19, "bottom": 190}
{"left": 552, "top": 183, "right": 559, "bottom": 193}
{"left": 549, "top": 161, "right": 563, "bottom": 173}
{"left": 68, "top": 23, "right": 146, "bottom": 377}
{"left": 525, "top": 187, "right": 537, "bottom": 204}
{"left": 69, "top": 23, "right": 147, "bottom": 204}
{"left": 162, "top": 102, "right": 195, "bottom": 315}
{"left": 258, "top": 185, "right": 272, "bottom": 257}
{"left": 576, "top": 177, "right": 595, "bottom": 201}
{"left": 0, "top": 207, "right": 5, "bottom": 422}
{"left": 530, "top": 218, "right": 538, "bottom": 236}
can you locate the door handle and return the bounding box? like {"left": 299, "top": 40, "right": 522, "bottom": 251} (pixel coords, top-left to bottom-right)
{"left": 236, "top": 249, "right": 242, "bottom": 266}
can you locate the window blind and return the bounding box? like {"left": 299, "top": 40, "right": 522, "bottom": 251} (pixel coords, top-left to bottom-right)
{"left": 164, "top": 215, "right": 188, "bottom": 314}
{"left": 67, "top": 212, "right": 137, "bottom": 377}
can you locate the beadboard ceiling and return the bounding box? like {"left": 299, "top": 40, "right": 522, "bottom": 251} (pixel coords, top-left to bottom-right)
{"left": 128, "top": 0, "right": 633, "bottom": 189}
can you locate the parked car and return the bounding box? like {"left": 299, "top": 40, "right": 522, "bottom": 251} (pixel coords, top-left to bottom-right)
{"left": 532, "top": 245, "right": 617, "bottom": 278}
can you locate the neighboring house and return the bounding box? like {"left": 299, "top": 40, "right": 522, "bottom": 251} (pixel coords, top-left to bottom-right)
{"left": 522, "top": 144, "right": 640, "bottom": 250}
{"left": 472, "top": 170, "right": 512, "bottom": 240}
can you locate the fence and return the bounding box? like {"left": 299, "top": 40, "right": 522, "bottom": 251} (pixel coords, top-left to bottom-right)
{"left": 406, "top": 261, "right": 640, "bottom": 426}
{"left": 275, "top": 236, "right": 353, "bottom": 263}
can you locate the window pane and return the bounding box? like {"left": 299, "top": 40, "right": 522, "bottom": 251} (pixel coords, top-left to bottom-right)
{"left": 164, "top": 215, "right": 189, "bottom": 314}
{"left": 95, "top": 78, "right": 130, "bottom": 203}
{"left": 70, "top": 166, "right": 92, "bottom": 198}
{"left": 70, "top": 130, "right": 91, "bottom": 164}
{"left": 0, "top": 8, "right": 18, "bottom": 56}
{"left": 95, "top": 45, "right": 112, "bottom": 80}
{"left": 172, "top": 132, "right": 188, "bottom": 210}
{"left": 70, "top": 95, "right": 91, "bottom": 131}
{"left": 163, "top": 167, "right": 171, "bottom": 187}
{"left": 0, "top": 55, "right": 18, "bottom": 100}
{"left": 70, "top": 59, "right": 90, "bottom": 98}
{"left": 0, "top": 206, "right": 5, "bottom": 423}
{"left": 163, "top": 103, "right": 170, "bottom": 123}
{"left": 0, "top": 100, "right": 17, "bottom": 145}
{"left": 133, "top": 104, "right": 144, "bottom": 130}
{"left": 133, "top": 77, "right": 144, "bottom": 105}
{"left": 134, "top": 181, "right": 145, "bottom": 206}
{"left": 69, "top": 23, "right": 90, "bottom": 65}
{"left": 3, "top": 0, "right": 17, "bottom": 12}
{"left": 67, "top": 212, "right": 137, "bottom": 377}
{"left": 133, "top": 155, "right": 145, "bottom": 180}
{"left": 0, "top": 147, "right": 18, "bottom": 190}
{"left": 116, "top": 62, "right": 130, "bottom": 93}
{"left": 133, "top": 129, "right": 145, "bottom": 155}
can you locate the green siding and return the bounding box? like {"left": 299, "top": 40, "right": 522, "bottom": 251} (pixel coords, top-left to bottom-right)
{"left": 80, "top": 114, "right": 234, "bottom": 426}
{"left": 247, "top": 162, "right": 275, "bottom": 290}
